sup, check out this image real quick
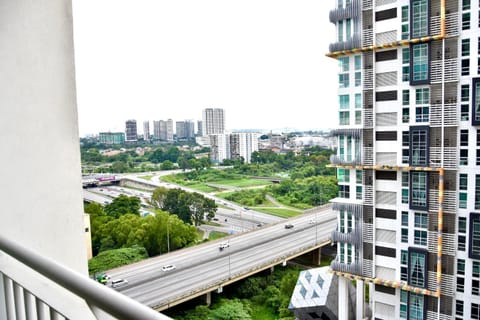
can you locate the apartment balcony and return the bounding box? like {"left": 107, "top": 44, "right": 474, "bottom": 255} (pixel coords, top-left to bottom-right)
{"left": 430, "top": 12, "right": 459, "bottom": 37}
{"left": 428, "top": 232, "right": 456, "bottom": 256}
{"left": 430, "top": 58, "right": 458, "bottom": 84}
{"left": 362, "top": 259, "right": 373, "bottom": 278}
{"left": 331, "top": 230, "right": 362, "bottom": 247}
{"left": 329, "top": 0, "right": 360, "bottom": 23}
{"left": 363, "top": 185, "right": 373, "bottom": 205}
{"left": 330, "top": 154, "right": 362, "bottom": 165}
{"left": 330, "top": 258, "right": 362, "bottom": 275}
{"left": 429, "top": 190, "right": 457, "bottom": 214}
{"left": 362, "top": 223, "right": 374, "bottom": 244}
{"left": 363, "top": 109, "right": 373, "bottom": 129}
{"left": 428, "top": 272, "right": 455, "bottom": 297}
{"left": 0, "top": 235, "right": 170, "bottom": 320}
{"left": 329, "top": 34, "right": 362, "bottom": 53}
{"left": 362, "top": 0, "right": 372, "bottom": 10}
{"left": 362, "top": 68, "right": 373, "bottom": 90}
{"left": 430, "top": 103, "right": 458, "bottom": 127}
{"left": 429, "top": 146, "right": 458, "bottom": 169}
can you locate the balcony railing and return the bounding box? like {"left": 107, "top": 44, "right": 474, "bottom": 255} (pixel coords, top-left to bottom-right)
{"left": 0, "top": 234, "right": 171, "bottom": 320}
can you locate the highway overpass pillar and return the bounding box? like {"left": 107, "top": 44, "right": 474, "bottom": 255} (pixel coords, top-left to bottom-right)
{"left": 204, "top": 292, "right": 211, "bottom": 306}
{"left": 312, "top": 248, "right": 321, "bottom": 265}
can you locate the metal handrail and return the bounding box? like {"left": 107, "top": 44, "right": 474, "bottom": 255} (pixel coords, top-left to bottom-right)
{"left": 0, "top": 234, "right": 171, "bottom": 320}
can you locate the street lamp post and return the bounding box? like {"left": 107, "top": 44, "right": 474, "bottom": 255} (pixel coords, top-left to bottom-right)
{"left": 166, "top": 216, "right": 170, "bottom": 253}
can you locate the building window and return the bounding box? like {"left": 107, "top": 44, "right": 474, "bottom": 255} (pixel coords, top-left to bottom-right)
{"left": 339, "top": 185, "right": 350, "bottom": 198}
{"left": 462, "top": 104, "right": 470, "bottom": 121}
{"left": 355, "top": 93, "right": 361, "bottom": 109}
{"left": 411, "top": 0, "right": 428, "bottom": 37}
{"left": 460, "top": 193, "right": 468, "bottom": 209}
{"left": 414, "top": 229, "right": 427, "bottom": 246}
{"left": 463, "top": 12, "right": 471, "bottom": 30}
{"left": 458, "top": 259, "right": 465, "bottom": 275}
{"left": 337, "top": 168, "right": 350, "bottom": 183}
{"left": 460, "top": 174, "right": 468, "bottom": 190}
{"left": 409, "top": 293, "right": 425, "bottom": 320}
{"left": 477, "top": 149, "right": 480, "bottom": 165}
{"left": 403, "top": 89, "right": 410, "bottom": 105}
{"left": 409, "top": 250, "right": 427, "bottom": 287}
{"left": 402, "top": 48, "right": 410, "bottom": 82}
{"left": 462, "top": 38, "right": 471, "bottom": 56}
{"left": 472, "top": 303, "right": 480, "bottom": 320}
{"left": 462, "top": 59, "right": 470, "bottom": 76}
{"left": 402, "top": 211, "right": 409, "bottom": 226}
{"left": 463, "top": 0, "right": 471, "bottom": 10}
{"left": 476, "top": 175, "right": 480, "bottom": 209}
{"left": 456, "top": 300, "right": 464, "bottom": 317}
{"left": 401, "top": 6, "right": 409, "bottom": 40}
{"left": 410, "top": 171, "right": 428, "bottom": 210}
{"left": 461, "top": 129, "right": 469, "bottom": 146}
{"left": 469, "top": 212, "right": 480, "bottom": 259}
{"left": 354, "top": 55, "right": 361, "bottom": 70}
{"left": 339, "top": 111, "right": 350, "bottom": 125}
{"left": 458, "top": 235, "right": 466, "bottom": 251}
{"left": 460, "top": 149, "right": 468, "bottom": 166}
{"left": 356, "top": 186, "right": 362, "bottom": 200}
{"left": 402, "top": 228, "right": 408, "bottom": 243}
{"left": 410, "top": 127, "right": 429, "bottom": 166}
{"left": 400, "top": 290, "right": 408, "bottom": 319}
{"left": 339, "top": 74, "right": 349, "bottom": 88}
{"left": 411, "top": 43, "right": 429, "bottom": 84}
{"left": 472, "top": 78, "right": 480, "bottom": 125}
{"left": 339, "top": 95, "right": 350, "bottom": 109}
{"left": 355, "top": 72, "right": 361, "bottom": 87}
{"left": 457, "top": 276, "right": 465, "bottom": 292}
{"left": 355, "top": 110, "right": 361, "bottom": 125}
{"left": 415, "top": 107, "right": 429, "bottom": 122}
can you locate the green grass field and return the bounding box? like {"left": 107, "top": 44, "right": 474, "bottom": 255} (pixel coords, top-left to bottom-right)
{"left": 138, "top": 175, "right": 153, "bottom": 180}
{"left": 252, "top": 208, "right": 302, "bottom": 218}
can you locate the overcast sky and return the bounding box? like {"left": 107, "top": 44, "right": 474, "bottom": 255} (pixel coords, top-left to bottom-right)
{"left": 72, "top": 0, "right": 337, "bottom": 137}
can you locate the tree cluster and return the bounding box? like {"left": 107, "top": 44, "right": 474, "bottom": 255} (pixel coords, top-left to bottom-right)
{"left": 150, "top": 187, "right": 217, "bottom": 226}
{"left": 85, "top": 197, "right": 198, "bottom": 258}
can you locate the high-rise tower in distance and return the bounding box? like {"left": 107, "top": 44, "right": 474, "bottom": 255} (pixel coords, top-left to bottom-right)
{"left": 125, "top": 119, "right": 138, "bottom": 142}
{"left": 202, "top": 108, "right": 225, "bottom": 136}
{"left": 328, "top": 0, "right": 477, "bottom": 319}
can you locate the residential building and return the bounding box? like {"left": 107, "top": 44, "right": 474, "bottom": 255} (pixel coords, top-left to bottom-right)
{"left": 209, "top": 133, "right": 259, "bottom": 163}
{"left": 176, "top": 120, "right": 195, "bottom": 141}
{"left": 125, "top": 119, "right": 138, "bottom": 142}
{"left": 202, "top": 108, "right": 225, "bottom": 136}
{"left": 197, "top": 120, "right": 203, "bottom": 136}
{"left": 328, "top": 0, "right": 474, "bottom": 319}
{"left": 153, "top": 119, "right": 174, "bottom": 142}
{"left": 143, "top": 120, "right": 150, "bottom": 142}
{"left": 98, "top": 132, "right": 125, "bottom": 145}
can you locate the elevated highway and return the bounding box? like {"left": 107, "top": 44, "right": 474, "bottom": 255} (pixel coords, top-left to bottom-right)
{"left": 107, "top": 205, "right": 336, "bottom": 311}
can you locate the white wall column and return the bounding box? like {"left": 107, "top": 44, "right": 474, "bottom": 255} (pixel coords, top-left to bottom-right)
{"left": 356, "top": 279, "right": 364, "bottom": 319}
{"left": 338, "top": 276, "right": 349, "bottom": 320}
{"left": 0, "top": 0, "right": 86, "bottom": 273}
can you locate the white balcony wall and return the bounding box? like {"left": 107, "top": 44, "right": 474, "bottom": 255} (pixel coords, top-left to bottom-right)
{"left": 0, "top": 0, "right": 87, "bottom": 273}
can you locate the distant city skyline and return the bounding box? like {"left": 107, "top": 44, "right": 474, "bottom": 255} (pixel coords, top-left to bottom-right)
{"left": 72, "top": 0, "right": 337, "bottom": 137}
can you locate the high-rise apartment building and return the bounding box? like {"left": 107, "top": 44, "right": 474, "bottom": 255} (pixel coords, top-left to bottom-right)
{"left": 176, "top": 120, "right": 195, "bottom": 141}
{"left": 153, "top": 119, "right": 174, "bottom": 142}
{"left": 197, "top": 120, "right": 203, "bottom": 136}
{"left": 209, "top": 133, "right": 258, "bottom": 163}
{"left": 125, "top": 119, "right": 138, "bottom": 142}
{"left": 328, "top": 0, "right": 477, "bottom": 319}
{"left": 143, "top": 121, "right": 150, "bottom": 142}
{"left": 202, "top": 108, "right": 225, "bottom": 135}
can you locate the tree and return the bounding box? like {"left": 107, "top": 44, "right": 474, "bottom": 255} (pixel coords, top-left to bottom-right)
{"left": 150, "top": 187, "right": 169, "bottom": 209}
{"left": 160, "top": 160, "right": 175, "bottom": 170}
{"left": 88, "top": 245, "right": 148, "bottom": 274}
{"left": 104, "top": 194, "right": 141, "bottom": 218}
{"left": 210, "top": 299, "right": 251, "bottom": 320}
{"left": 188, "top": 193, "right": 217, "bottom": 226}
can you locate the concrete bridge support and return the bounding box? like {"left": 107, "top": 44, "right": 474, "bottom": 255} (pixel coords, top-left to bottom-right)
{"left": 312, "top": 247, "right": 322, "bottom": 265}
{"left": 204, "top": 292, "right": 211, "bottom": 306}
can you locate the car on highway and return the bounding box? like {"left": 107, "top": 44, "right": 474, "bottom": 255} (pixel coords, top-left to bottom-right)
{"left": 309, "top": 219, "right": 316, "bottom": 224}
{"left": 111, "top": 279, "right": 128, "bottom": 288}
{"left": 219, "top": 241, "right": 230, "bottom": 250}
{"left": 284, "top": 223, "right": 294, "bottom": 229}
{"left": 162, "top": 264, "right": 176, "bottom": 272}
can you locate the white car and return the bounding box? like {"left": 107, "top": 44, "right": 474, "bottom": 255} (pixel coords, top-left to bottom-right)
{"left": 162, "top": 264, "right": 176, "bottom": 272}
{"left": 111, "top": 279, "right": 128, "bottom": 288}
{"left": 219, "top": 242, "right": 230, "bottom": 249}
{"left": 309, "top": 219, "right": 316, "bottom": 224}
